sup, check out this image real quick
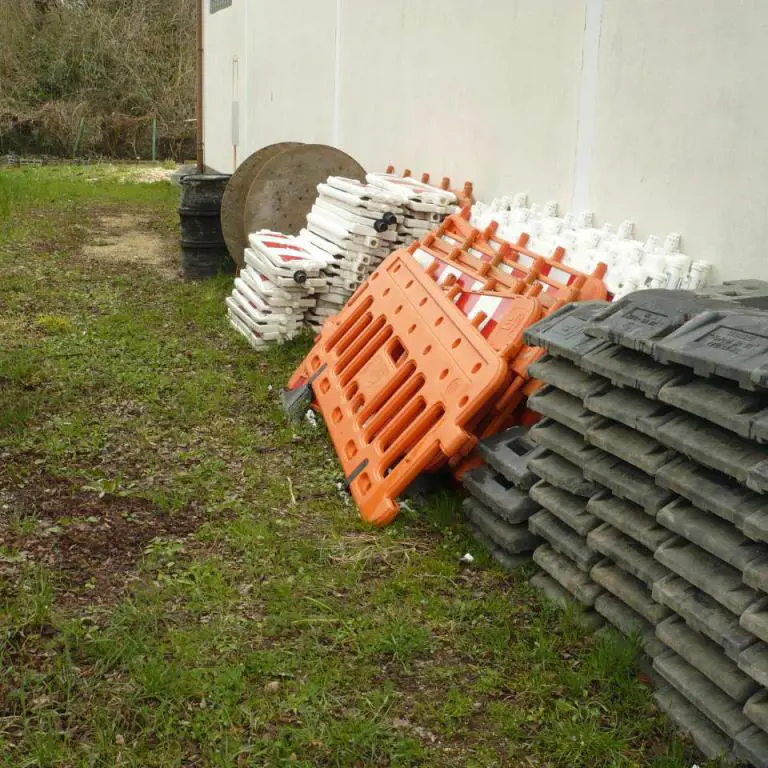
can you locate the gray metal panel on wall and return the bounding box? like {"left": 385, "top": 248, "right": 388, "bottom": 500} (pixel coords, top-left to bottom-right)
{"left": 210, "top": 0, "right": 232, "bottom": 13}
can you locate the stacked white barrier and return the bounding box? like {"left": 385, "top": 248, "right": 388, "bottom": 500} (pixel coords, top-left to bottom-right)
{"left": 471, "top": 194, "right": 711, "bottom": 298}
{"left": 301, "top": 177, "right": 404, "bottom": 329}
{"left": 367, "top": 172, "right": 458, "bottom": 246}
{"left": 227, "top": 171, "right": 468, "bottom": 346}
{"left": 227, "top": 231, "right": 325, "bottom": 349}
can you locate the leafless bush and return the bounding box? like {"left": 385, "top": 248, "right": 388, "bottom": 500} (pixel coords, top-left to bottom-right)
{"left": 0, "top": 0, "right": 196, "bottom": 159}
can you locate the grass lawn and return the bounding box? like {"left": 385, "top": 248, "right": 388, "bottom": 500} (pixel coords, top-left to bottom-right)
{"left": 0, "top": 165, "right": 715, "bottom": 767}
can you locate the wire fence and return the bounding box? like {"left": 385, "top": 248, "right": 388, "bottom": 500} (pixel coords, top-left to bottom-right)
{"left": 0, "top": 113, "right": 196, "bottom": 162}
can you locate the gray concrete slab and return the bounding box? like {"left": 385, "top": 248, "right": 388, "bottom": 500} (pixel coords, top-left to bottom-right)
{"left": 587, "top": 494, "right": 674, "bottom": 551}
{"left": 745, "top": 511, "right": 768, "bottom": 545}
{"left": 656, "top": 497, "right": 768, "bottom": 571}
{"left": 580, "top": 344, "right": 689, "bottom": 398}
{"left": 466, "top": 521, "right": 530, "bottom": 571}
{"left": 653, "top": 650, "right": 752, "bottom": 738}
{"left": 593, "top": 593, "right": 664, "bottom": 657}
{"left": 656, "top": 616, "right": 759, "bottom": 702}
{"left": 741, "top": 598, "right": 768, "bottom": 646}
{"left": 585, "top": 289, "right": 734, "bottom": 354}
{"left": 653, "top": 308, "right": 768, "bottom": 391}
{"left": 528, "top": 451, "right": 600, "bottom": 498}
{"left": 591, "top": 559, "right": 670, "bottom": 625}
{"left": 753, "top": 412, "right": 768, "bottom": 445}
{"left": 583, "top": 454, "right": 675, "bottom": 515}
{"left": 527, "top": 386, "right": 606, "bottom": 436}
{"left": 658, "top": 376, "right": 768, "bottom": 439}
{"left": 587, "top": 523, "right": 670, "bottom": 587}
{"left": 463, "top": 498, "right": 539, "bottom": 555}
{"left": 749, "top": 462, "right": 768, "bottom": 495}
{"left": 586, "top": 421, "right": 678, "bottom": 476}
{"left": 584, "top": 386, "right": 673, "bottom": 436}
{"left": 477, "top": 426, "right": 544, "bottom": 490}
{"left": 734, "top": 726, "right": 768, "bottom": 768}
{"left": 744, "top": 556, "right": 768, "bottom": 593}
{"left": 527, "top": 355, "right": 609, "bottom": 400}
{"left": 529, "top": 481, "right": 600, "bottom": 537}
{"left": 738, "top": 644, "right": 768, "bottom": 689}
{"left": 529, "top": 572, "right": 606, "bottom": 631}
{"left": 745, "top": 688, "right": 768, "bottom": 734}
{"left": 528, "top": 510, "right": 600, "bottom": 572}
{"left": 533, "top": 544, "right": 603, "bottom": 607}
{"left": 653, "top": 574, "right": 756, "bottom": 662}
{"left": 461, "top": 465, "right": 540, "bottom": 524}
{"left": 528, "top": 419, "right": 600, "bottom": 468}
{"left": 654, "top": 684, "right": 735, "bottom": 762}
{"left": 698, "top": 279, "right": 768, "bottom": 309}
{"left": 654, "top": 411, "right": 768, "bottom": 491}
{"left": 655, "top": 456, "right": 768, "bottom": 532}
{"left": 655, "top": 538, "right": 759, "bottom": 616}
{"left": 523, "top": 301, "right": 611, "bottom": 363}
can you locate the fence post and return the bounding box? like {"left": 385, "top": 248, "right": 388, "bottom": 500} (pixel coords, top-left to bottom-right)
{"left": 73, "top": 117, "right": 85, "bottom": 159}
{"left": 152, "top": 118, "right": 158, "bottom": 162}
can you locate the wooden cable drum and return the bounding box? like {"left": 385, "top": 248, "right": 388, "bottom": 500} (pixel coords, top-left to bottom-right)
{"left": 221, "top": 142, "right": 302, "bottom": 266}
{"left": 221, "top": 143, "right": 366, "bottom": 267}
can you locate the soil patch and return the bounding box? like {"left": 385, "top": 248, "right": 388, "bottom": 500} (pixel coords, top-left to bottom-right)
{"left": 81, "top": 213, "right": 179, "bottom": 279}
{"left": 0, "top": 470, "right": 208, "bottom": 606}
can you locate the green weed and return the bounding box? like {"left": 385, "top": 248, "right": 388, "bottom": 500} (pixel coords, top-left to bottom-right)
{"left": 0, "top": 165, "right": 710, "bottom": 767}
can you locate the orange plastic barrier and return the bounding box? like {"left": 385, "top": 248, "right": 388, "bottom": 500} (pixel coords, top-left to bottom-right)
{"left": 286, "top": 248, "right": 518, "bottom": 526}
{"left": 440, "top": 210, "right": 609, "bottom": 302}
{"left": 385, "top": 165, "right": 475, "bottom": 208}
{"left": 285, "top": 204, "right": 610, "bottom": 524}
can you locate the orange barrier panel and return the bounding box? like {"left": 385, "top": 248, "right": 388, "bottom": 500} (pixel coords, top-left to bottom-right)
{"left": 285, "top": 248, "right": 515, "bottom": 526}
{"left": 285, "top": 204, "right": 610, "bottom": 521}
{"left": 385, "top": 165, "right": 475, "bottom": 208}
{"left": 441, "top": 210, "right": 609, "bottom": 302}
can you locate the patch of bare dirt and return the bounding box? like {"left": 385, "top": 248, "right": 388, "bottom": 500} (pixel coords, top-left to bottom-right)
{"left": 0, "top": 470, "right": 208, "bottom": 606}
{"left": 122, "top": 166, "right": 176, "bottom": 184}
{"left": 81, "top": 213, "right": 179, "bottom": 279}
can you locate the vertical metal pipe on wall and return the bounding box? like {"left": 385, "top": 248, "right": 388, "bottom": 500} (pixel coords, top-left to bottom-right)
{"left": 196, "top": 0, "right": 204, "bottom": 172}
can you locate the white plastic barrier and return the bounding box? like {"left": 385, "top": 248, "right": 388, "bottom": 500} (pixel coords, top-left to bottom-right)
{"left": 226, "top": 171, "right": 458, "bottom": 348}
{"left": 471, "top": 193, "right": 711, "bottom": 297}
{"left": 366, "top": 172, "right": 457, "bottom": 246}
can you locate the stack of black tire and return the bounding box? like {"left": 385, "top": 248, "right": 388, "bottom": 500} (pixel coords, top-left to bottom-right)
{"left": 516, "top": 289, "right": 768, "bottom": 766}
{"left": 179, "top": 174, "right": 234, "bottom": 279}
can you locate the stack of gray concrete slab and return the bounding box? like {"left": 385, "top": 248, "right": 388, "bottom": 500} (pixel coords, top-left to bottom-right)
{"left": 523, "top": 290, "right": 768, "bottom": 767}
{"left": 460, "top": 428, "right": 543, "bottom": 572}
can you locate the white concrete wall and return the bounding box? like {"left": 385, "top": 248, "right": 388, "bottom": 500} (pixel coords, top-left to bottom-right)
{"left": 204, "top": 0, "right": 768, "bottom": 281}
{"left": 202, "top": 0, "right": 245, "bottom": 174}
{"left": 334, "top": 0, "right": 586, "bottom": 208}
{"left": 243, "top": 0, "right": 338, "bottom": 151}
{"left": 589, "top": 0, "right": 768, "bottom": 282}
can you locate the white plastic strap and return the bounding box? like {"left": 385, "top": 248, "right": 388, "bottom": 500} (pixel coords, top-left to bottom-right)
{"left": 366, "top": 173, "right": 456, "bottom": 206}
{"left": 228, "top": 312, "right": 270, "bottom": 350}
{"left": 240, "top": 266, "right": 317, "bottom": 308}
{"left": 309, "top": 205, "right": 383, "bottom": 238}
{"left": 248, "top": 233, "right": 323, "bottom": 276}
{"left": 226, "top": 298, "right": 284, "bottom": 341}
{"left": 234, "top": 277, "right": 293, "bottom": 319}
{"left": 306, "top": 211, "right": 381, "bottom": 247}
{"left": 317, "top": 184, "right": 402, "bottom": 214}
{"left": 314, "top": 197, "right": 389, "bottom": 227}
{"left": 326, "top": 176, "right": 403, "bottom": 206}
{"left": 244, "top": 248, "right": 328, "bottom": 289}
